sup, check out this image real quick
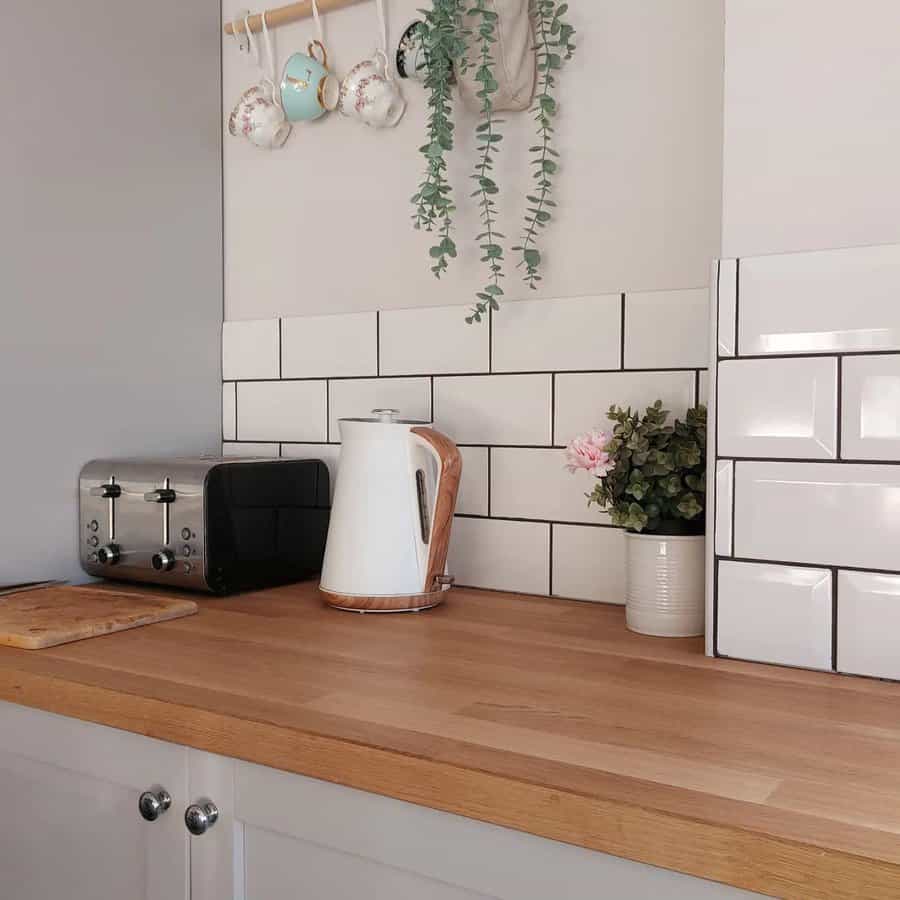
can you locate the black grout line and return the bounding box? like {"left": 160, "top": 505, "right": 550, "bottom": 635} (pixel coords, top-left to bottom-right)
{"left": 619, "top": 293, "right": 626, "bottom": 370}
{"left": 831, "top": 567, "right": 839, "bottom": 672}
{"left": 325, "top": 381, "right": 331, "bottom": 442}
{"left": 234, "top": 382, "right": 239, "bottom": 442}
{"left": 454, "top": 513, "right": 622, "bottom": 529}
{"left": 733, "top": 258, "right": 740, "bottom": 357}
{"left": 488, "top": 304, "right": 494, "bottom": 373}
{"left": 694, "top": 369, "right": 701, "bottom": 407}
{"left": 717, "top": 454, "right": 900, "bottom": 466}
{"left": 430, "top": 376, "right": 435, "bottom": 422}
{"left": 548, "top": 523, "right": 554, "bottom": 596}
{"left": 375, "top": 311, "right": 381, "bottom": 376}
{"left": 719, "top": 349, "right": 900, "bottom": 362}
{"left": 550, "top": 373, "right": 556, "bottom": 445}
{"left": 277, "top": 319, "right": 283, "bottom": 379}
{"left": 836, "top": 356, "right": 843, "bottom": 460}
{"left": 712, "top": 260, "right": 721, "bottom": 656}
{"left": 222, "top": 367, "right": 708, "bottom": 384}
{"left": 717, "top": 554, "right": 900, "bottom": 578}
{"left": 730, "top": 460, "right": 737, "bottom": 559}
{"left": 486, "top": 447, "right": 492, "bottom": 517}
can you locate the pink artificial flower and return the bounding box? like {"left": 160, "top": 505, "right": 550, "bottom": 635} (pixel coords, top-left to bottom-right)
{"left": 565, "top": 428, "right": 613, "bottom": 477}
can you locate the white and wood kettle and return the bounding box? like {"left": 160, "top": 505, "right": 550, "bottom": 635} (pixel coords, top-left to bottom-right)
{"left": 319, "top": 409, "right": 462, "bottom": 612}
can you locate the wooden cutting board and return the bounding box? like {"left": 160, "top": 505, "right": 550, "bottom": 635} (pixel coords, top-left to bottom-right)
{"left": 0, "top": 585, "right": 198, "bottom": 649}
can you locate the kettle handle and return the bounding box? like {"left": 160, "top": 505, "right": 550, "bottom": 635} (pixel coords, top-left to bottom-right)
{"left": 410, "top": 427, "right": 462, "bottom": 592}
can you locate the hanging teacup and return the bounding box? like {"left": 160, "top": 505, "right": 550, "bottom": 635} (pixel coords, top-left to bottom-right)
{"left": 395, "top": 20, "right": 427, "bottom": 82}
{"left": 280, "top": 40, "right": 340, "bottom": 122}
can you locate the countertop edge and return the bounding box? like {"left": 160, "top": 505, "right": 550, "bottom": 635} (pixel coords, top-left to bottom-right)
{"left": 1, "top": 665, "right": 898, "bottom": 900}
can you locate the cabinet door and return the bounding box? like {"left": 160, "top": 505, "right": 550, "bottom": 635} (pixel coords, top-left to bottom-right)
{"left": 0, "top": 700, "right": 189, "bottom": 900}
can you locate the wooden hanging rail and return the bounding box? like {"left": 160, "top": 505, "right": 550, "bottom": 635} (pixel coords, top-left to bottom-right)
{"left": 224, "top": 0, "right": 369, "bottom": 35}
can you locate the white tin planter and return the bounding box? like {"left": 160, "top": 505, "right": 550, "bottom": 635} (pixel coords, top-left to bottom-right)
{"left": 625, "top": 533, "right": 705, "bottom": 637}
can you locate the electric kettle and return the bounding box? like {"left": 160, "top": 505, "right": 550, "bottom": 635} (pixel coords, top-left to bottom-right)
{"left": 319, "top": 409, "right": 462, "bottom": 612}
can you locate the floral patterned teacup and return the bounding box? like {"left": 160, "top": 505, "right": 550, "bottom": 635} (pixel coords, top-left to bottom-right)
{"left": 228, "top": 85, "right": 291, "bottom": 150}
{"left": 337, "top": 51, "right": 406, "bottom": 129}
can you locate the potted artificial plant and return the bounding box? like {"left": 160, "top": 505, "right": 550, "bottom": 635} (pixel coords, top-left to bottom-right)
{"left": 566, "top": 401, "right": 707, "bottom": 637}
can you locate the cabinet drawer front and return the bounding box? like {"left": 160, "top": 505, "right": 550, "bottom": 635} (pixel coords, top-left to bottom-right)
{"left": 717, "top": 561, "right": 833, "bottom": 670}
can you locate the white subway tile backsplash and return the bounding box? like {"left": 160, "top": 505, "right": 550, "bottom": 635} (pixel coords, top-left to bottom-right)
{"left": 698, "top": 370, "right": 709, "bottom": 405}
{"left": 491, "top": 448, "right": 608, "bottom": 524}
{"left": 625, "top": 289, "right": 709, "bottom": 369}
{"left": 739, "top": 244, "right": 900, "bottom": 355}
{"left": 734, "top": 461, "right": 900, "bottom": 571}
{"left": 223, "top": 382, "right": 236, "bottom": 441}
{"left": 552, "top": 524, "right": 625, "bottom": 604}
{"left": 282, "top": 312, "right": 377, "bottom": 378}
{"left": 328, "top": 378, "right": 431, "bottom": 440}
{"left": 491, "top": 294, "right": 621, "bottom": 373}
{"left": 222, "top": 442, "right": 280, "bottom": 457}
{"left": 456, "top": 447, "right": 489, "bottom": 516}
{"left": 449, "top": 517, "right": 549, "bottom": 595}
{"left": 717, "top": 560, "right": 833, "bottom": 670}
{"left": 237, "top": 381, "right": 327, "bottom": 442}
{"left": 379, "top": 305, "right": 489, "bottom": 375}
{"left": 717, "top": 357, "right": 837, "bottom": 459}
{"left": 714, "top": 460, "right": 733, "bottom": 556}
{"left": 554, "top": 371, "right": 696, "bottom": 445}
{"left": 841, "top": 354, "right": 900, "bottom": 460}
{"left": 223, "top": 319, "right": 279, "bottom": 380}
{"left": 717, "top": 259, "right": 737, "bottom": 357}
{"left": 434, "top": 374, "right": 551, "bottom": 446}
{"left": 837, "top": 571, "right": 900, "bottom": 681}
{"left": 281, "top": 443, "right": 341, "bottom": 501}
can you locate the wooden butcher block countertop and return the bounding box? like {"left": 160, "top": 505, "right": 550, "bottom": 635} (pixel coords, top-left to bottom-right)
{"left": 0, "top": 582, "right": 899, "bottom": 899}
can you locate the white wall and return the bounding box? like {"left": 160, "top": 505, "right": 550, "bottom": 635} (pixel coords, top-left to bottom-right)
{"left": 223, "top": 0, "right": 725, "bottom": 320}
{"left": 0, "top": 1, "right": 223, "bottom": 584}
{"left": 722, "top": 0, "right": 900, "bottom": 258}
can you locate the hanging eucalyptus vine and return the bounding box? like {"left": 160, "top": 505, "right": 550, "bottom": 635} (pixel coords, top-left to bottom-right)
{"left": 413, "top": 0, "right": 576, "bottom": 321}
{"left": 513, "top": 0, "right": 576, "bottom": 290}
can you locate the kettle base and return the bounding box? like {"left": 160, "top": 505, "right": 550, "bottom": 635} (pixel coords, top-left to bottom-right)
{"left": 319, "top": 587, "right": 447, "bottom": 613}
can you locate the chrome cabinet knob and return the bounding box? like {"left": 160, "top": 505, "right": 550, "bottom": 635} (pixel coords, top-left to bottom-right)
{"left": 184, "top": 800, "right": 219, "bottom": 835}
{"left": 138, "top": 787, "right": 172, "bottom": 822}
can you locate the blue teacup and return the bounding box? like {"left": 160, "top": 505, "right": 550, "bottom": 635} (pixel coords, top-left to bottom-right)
{"left": 280, "top": 41, "right": 339, "bottom": 122}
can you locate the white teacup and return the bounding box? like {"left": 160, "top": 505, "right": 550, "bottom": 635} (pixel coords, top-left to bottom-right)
{"left": 337, "top": 51, "right": 406, "bottom": 129}
{"left": 228, "top": 85, "right": 291, "bottom": 149}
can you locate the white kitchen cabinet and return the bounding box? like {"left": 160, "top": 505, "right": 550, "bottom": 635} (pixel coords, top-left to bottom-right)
{"left": 0, "top": 702, "right": 190, "bottom": 900}
{"left": 0, "top": 700, "right": 759, "bottom": 900}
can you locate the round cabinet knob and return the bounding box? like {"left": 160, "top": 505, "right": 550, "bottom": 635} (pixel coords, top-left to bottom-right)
{"left": 138, "top": 787, "right": 172, "bottom": 822}
{"left": 184, "top": 800, "right": 219, "bottom": 836}
{"left": 97, "top": 543, "right": 121, "bottom": 565}
{"left": 151, "top": 550, "right": 176, "bottom": 572}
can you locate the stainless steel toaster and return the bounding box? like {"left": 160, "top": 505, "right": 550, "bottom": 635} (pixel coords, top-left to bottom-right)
{"left": 79, "top": 457, "right": 330, "bottom": 594}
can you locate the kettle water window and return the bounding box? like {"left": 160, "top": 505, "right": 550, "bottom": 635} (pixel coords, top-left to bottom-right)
{"left": 415, "top": 469, "right": 430, "bottom": 544}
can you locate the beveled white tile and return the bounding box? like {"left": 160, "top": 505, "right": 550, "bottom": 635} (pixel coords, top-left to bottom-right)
{"left": 838, "top": 570, "right": 900, "bottom": 681}
{"left": 842, "top": 354, "right": 900, "bottom": 460}
{"left": 717, "top": 259, "right": 737, "bottom": 357}
{"left": 717, "top": 357, "right": 837, "bottom": 459}
{"left": 552, "top": 524, "right": 625, "bottom": 604}
{"left": 698, "top": 370, "right": 709, "bottom": 405}
{"left": 714, "top": 460, "right": 733, "bottom": 556}
{"left": 282, "top": 312, "right": 377, "bottom": 378}
{"left": 237, "top": 381, "right": 327, "bottom": 442}
{"left": 735, "top": 461, "right": 900, "bottom": 570}
{"left": 222, "top": 319, "right": 280, "bottom": 380}
{"left": 281, "top": 443, "right": 341, "bottom": 501}
{"left": 223, "top": 382, "right": 236, "bottom": 441}
{"left": 492, "top": 294, "right": 621, "bottom": 373}
{"left": 739, "top": 245, "right": 900, "bottom": 355}
{"left": 328, "top": 378, "right": 431, "bottom": 441}
{"left": 379, "top": 305, "right": 489, "bottom": 375}
{"left": 449, "top": 517, "right": 549, "bottom": 595}
{"left": 434, "top": 374, "right": 551, "bottom": 446}
{"left": 717, "top": 560, "right": 832, "bottom": 670}
{"left": 222, "top": 442, "right": 280, "bottom": 457}
{"left": 554, "top": 371, "right": 696, "bottom": 445}
{"left": 625, "top": 288, "right": 709, "bottom": 369}
{"left": 491, "top": 448, "right": 609, "bottom": 524}
{"left": 456, "top": 447, "right": 488, "bottom": 516}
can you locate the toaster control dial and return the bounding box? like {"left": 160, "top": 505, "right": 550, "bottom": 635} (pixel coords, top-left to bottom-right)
{"left": 97, "top": 543, "right": 121, "bottom": 565}
{"left": 151, "top": 550, "right": 176, "bottom": 572}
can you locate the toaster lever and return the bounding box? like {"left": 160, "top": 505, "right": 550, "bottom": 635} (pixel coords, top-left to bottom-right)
{"left": 144, "top": 488, "right": 176, "bottom": 504}
{"left": 90, "top": 483, "right": 121, "bottom": 499}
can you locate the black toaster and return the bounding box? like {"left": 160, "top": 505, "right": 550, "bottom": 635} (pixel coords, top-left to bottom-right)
{"left": 79, "top": 457, "right": 330, "bottom": 594}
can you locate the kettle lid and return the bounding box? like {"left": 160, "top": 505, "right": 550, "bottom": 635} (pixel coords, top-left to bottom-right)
{"left": 339, "top": 408, "right": 429, "bottom": 425}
